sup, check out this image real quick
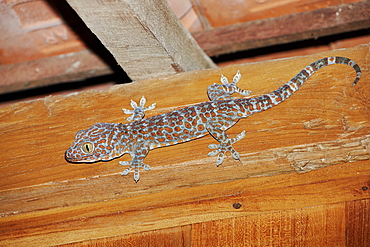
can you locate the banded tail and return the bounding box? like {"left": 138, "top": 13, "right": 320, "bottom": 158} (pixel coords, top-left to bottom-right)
{"left": 238, "top": 56, "right": 362, "bottom": 114}
{"left": 270, "top": 56, "right": 361, "bottom": 103}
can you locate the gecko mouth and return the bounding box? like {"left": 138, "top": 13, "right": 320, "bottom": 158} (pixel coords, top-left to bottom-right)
{"left": 64, "top": 148, "right": 88, "bottom": 162}
{"left": 65, "top": 148, "right": 102, "bottom": 163}
{"left": 64, "top": 149, "right": 77, "bottom": 162}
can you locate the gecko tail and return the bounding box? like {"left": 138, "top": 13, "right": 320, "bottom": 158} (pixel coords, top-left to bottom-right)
{"left": 304, "top": 56, "right": 358, "bottom": 89}
{"left": 271, "top": 56, "right": 361, "bottom": 104}
{"left": 236, "top": 56, "right": 361, "bottom": 116}
{"left": 318, "top": 57, "right": 361, "bottom": 86}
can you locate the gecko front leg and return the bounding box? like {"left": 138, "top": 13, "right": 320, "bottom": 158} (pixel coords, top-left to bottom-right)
{"left": 122, "top": 96, "right": 156, "bottom": 121}
{"left": 120, "top": 141, "right": 151, "bottom": 182}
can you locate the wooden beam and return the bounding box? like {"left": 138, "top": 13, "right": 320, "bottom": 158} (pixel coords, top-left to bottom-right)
{"left": 0, "top": 162, "right": 368, "bottom": 246}
{"left": 0, "top": 50, "right": 112, "bottom": 93}
{"left": 193, "top": 1, "right": 370, "bottom": 56}
{"left": 0, "top": 44, "right": 369, "bottom": 246}
{"left": 65, "top": 0, "right": 216, "bottom": 81}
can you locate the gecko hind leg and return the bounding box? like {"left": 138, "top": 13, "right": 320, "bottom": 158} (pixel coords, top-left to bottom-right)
{"left": 226, "top": 70, "right": 252, "bottom": 96}
{"left": 207, "top": 120, "right": 246, "bottom": 166}
{"left": 207, "top": 71, "right": 252, "bottom": 101}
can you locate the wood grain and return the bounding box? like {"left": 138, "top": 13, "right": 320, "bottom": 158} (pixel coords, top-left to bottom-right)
{"left": 346, "top": 199, "right": 370, "bottom": 246}
{"left": 0, "top": 49, "right": 113, "bottom": 93}
{"left": 193, "top": 1, "right": 370, "bottom": 56}
{"left": 65, "top": 0, "right": 216, "bottom": 81}
{"left": 194, "top": 0, "right": 362, "bottom": 27}
{"left": 191, "top": 203, "right": 348, "bottom": 246}
{"left": 60, "top": 225, "right": 192, "bottom": 246}
{"left": 0, "top": 44, "right": 369, "bottom": 246}
{"left": 52, "top": 199, "right": 370, "bottom": 246}
{"left": 1, "top": 161, "right": 368, "bottom": 246}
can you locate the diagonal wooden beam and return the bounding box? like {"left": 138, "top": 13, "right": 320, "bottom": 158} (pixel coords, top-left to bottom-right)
{"left": 65, "top": 0, "right": 216, "bottom": 81}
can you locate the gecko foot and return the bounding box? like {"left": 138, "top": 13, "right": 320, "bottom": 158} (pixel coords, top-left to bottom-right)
{"left": 220, "top": 71, "right": 252, "bottom": 96}
{"left": 119, "top": 161, "right": 151, "bottom": 182}
{"left": 207, "top": 131, "right": 246, "bottom": 166}
{"left": 122, "top": 96, "right": 156, "bottom": 122}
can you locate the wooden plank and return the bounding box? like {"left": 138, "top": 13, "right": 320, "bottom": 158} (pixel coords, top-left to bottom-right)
{"left": 0, "top": 50, "right": 113, "bottom": 93}
{"left": 60, "top": 225, "right": 192, "bottom": 246}
{"left": 65, "top": 0, "right": 216, "bottom": 81}
{"left": 54, "top": 200, "right": 370, "bottom": 246}
{"left": 194, "top": 0, "right": 362, "bottom": 28}
{"left": 0, "top": 44, "right": 369, "bottom": 245}
{"left": 0, "top": 45, "right": 368, "bottom": 195}
{"left": 0, "top": 44, "right": 368, "bottom": 191}
{"left": 0, "top": 161, "right": 368, "bottom": 246}
{"left": 193, "top": 1, "right": 370, "bottom": 56}
{"left": 346, "top": 199, "right": 370, "bottom": 246}
{"left": 191, "top": 203, "right": 347, "bottom": 246}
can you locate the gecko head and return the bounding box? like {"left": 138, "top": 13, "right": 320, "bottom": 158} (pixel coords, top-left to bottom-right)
{"left": 65, "top": 123, "right": 126, "bottom": 163}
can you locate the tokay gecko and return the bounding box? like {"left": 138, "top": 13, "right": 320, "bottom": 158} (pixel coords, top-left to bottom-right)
{"left": 66, "top": 57, "right": 362, "bottom": 182}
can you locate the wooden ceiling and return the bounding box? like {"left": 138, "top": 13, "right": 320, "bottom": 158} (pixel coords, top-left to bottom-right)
{"left": 0, "top": 0, "right": 369, "bottom": 95}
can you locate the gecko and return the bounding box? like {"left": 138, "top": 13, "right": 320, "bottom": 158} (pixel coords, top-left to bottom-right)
{"left": 65, "top": 57, "right": 361, "bottom": 182}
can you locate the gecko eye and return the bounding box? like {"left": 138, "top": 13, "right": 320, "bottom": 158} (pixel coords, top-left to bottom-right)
{"left": 81, "top": 142, "right": 94, "bottom": 153}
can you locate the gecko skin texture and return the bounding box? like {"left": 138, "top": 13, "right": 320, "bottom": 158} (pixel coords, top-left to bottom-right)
{"left": 65, "top": 57, "right": 362, "bottom": 182}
